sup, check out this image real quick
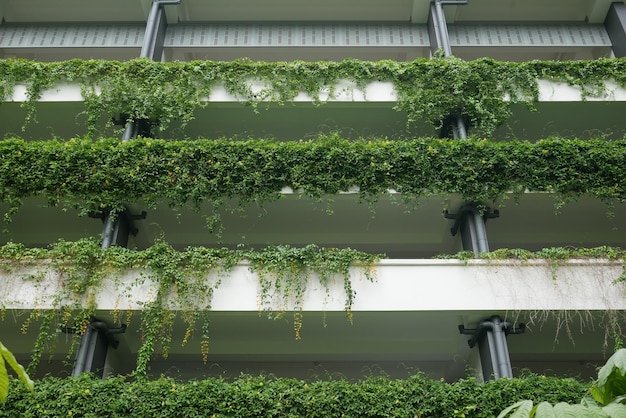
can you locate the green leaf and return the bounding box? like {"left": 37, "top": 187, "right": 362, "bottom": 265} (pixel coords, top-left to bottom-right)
{"left": 0, "top": 352, "right": 7, "bottom": 402}
{"left": 551, "top": 403, "right": 599, "bottom": 417}
{"left": 534, "top": 402, "right": 557, "bottom": 417}
{"left": 0, "top": 341, "right": 34, "bottom": 397}
{"left": 497, "top": 400, "right": 534, "bottom": 418}
{"left": 593, "top": 349, "right": 626, "bottom": 406}
{"left": 602, "top": 403, "right": 626, "bottom": 418}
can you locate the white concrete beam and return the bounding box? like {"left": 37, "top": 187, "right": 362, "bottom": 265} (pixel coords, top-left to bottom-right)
{"left": 7, "top": 79, "right": 626, "bottom": 104}
{"left": 2, "top": 259, "right": 625, "bottom": 312}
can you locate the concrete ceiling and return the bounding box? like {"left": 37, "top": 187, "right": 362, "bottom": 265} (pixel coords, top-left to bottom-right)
{"left": 0, "top": 0, "right": 620, "bottom": 24}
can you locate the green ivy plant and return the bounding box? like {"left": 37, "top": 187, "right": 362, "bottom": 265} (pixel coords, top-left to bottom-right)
{"left": 247, "top": 244, "right": 377, "bottom": 339}
{"left": 0, "top": 239, "right": 380, "bottom": 379}
{"left": 2, "top": 58, "right": 626, "bottom": 136}
{"left": 2, "top": 135, "right": 626, "bottom": 226}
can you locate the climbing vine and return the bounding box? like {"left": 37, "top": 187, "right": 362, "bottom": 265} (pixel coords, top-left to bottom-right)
{"left": 1, "top": 136, "right": 626, "bottom": 225}
{"left": 0, "top": 239, "right": 379, "bottom": 378}
{"left": 437, "top": 246, "right": 626, "bottom": 282}
{"left": 2, "top": 58, "right": 626, "bottom": 136}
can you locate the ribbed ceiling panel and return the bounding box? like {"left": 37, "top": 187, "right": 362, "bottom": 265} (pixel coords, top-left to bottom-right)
{"left": 449, "top": 24, "right": 611, "bottom": 47}
{"left": 0, "top": 24, "right": 145, "bottom": 48}
{"left": 0, "top": 23, "right": 611, "bottom": 49}
{"left": 165, "top": 23, "right": 430, "bottom": 47}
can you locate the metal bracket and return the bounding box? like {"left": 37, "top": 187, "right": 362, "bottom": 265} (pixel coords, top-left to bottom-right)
{"left": 64, "top": 319, "right": 127, "bottom": 349}
{"left": 90, "top": 208, "right": 147, "bottom": 237}
{"left": 91, "top": 208, "right": 147, "bottom": 248}
{"left": 444, "top": 204, "right": 499, "bottom": 237}
{"left": 459, "top": 319, "right": 525, "bottom": 349}
{"left": 68, "top": 319, "right": 127, "bottom": 378}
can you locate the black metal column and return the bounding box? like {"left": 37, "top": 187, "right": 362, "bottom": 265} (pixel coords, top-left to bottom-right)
{"left": 71, "top": 321, "right": 127, "bottom": 378}
{"left": 101, "top": 0, "right": 179, "bottom": 249}
{"left": 428, "top": 0, "right": 469, "bottom": 140}
{"left": 428, "top": 0, "right": 495, "bottom": 255}
{"left": 444, "top": 205, "right": 498, "bottom": 255}
{"left": 459, "top": 317, "right": 525, "bottom": 380}
{"left": 86, "top": 0, "right": 179, "bottom": 378}
{"left": 605, "top": 2, "right": 626, "bottom": 58}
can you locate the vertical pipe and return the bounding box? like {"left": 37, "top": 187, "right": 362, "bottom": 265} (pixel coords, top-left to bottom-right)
{"left": 72, "top": 325, "right": 93, "bottom": 377}
{"left": 465, "top": 213, "right": 480, "bottom": 255}
{"left": 432, "top": 0, "right": 490, "bottom": 255}
{"left": 472, "top": 210, "right": 489, "bottom": 253}
{"left": 141, "top": 2, "right": 161, "bottom": 58}
{"left": 433, "top": 0, "right": 453, "bottom": 57}
{"left": 605, "top": 2, "right": 626, "bottom": 58}
{"left": 456, "top": 116, "right": 467, "bottom": 139}
{"left": 491, "top": 317, "right": 513, "bottom": 378}
{"left": 101, "top": 0, "right": 179, "bottom": 249}
{"left": 101, "top": 211, "right": 118, "bottom": 249}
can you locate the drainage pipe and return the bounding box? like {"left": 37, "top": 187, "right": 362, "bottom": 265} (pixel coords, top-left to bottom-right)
{"left": 472, "top": 320, "right": 507, "bottom": 379}
{"left": 472, "top": 210, "right": 490, "bottom": 253}
{"left": 432, "top": 0, "right": 469, "bottom": 140}
{"left": 121, "top": 0, "right": 181, "bottom": 143}
{"left": 101, "top": 211, "right": 118, "bottom": 249}
{"left": 462, "top": 317, "right": 513, "bottom": 379}
{"left": 71, "top": 325, "right": 93, "bottom": 377}
{"left": 490, "top": 317, "right": 513, "bottom": 378}
{"left": 433, "top": 0, "right": 469, "bottom": 58}
{"left": 465, "top": 212, "right": 480, "bottom": 255}
{"left": 433, "top": 0, "right": 452, "bottom": 57}
{"left": 103, "top": 0, "right": 181, "bottom": 247}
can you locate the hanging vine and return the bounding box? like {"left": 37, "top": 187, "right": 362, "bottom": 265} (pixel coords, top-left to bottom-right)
{"left": 0, "top": 239, "right": 380, "bottom": 378}
{"left": 2, "top": 58, "right": 626, "bottom": 136}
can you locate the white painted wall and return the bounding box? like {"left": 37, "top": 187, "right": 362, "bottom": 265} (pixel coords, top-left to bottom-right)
{"left": 6, "top": 80, "right": 626, "bottom": 104}
{"left": 1, "top": 259, "right": 624, "bottom": 312}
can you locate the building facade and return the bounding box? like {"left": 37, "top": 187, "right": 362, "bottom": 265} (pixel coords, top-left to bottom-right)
{"left": 1, "top": 0, "right": 626, "bottom": 382}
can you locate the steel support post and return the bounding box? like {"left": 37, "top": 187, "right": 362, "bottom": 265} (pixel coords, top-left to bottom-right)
{"left": 445, "top": 205, "right": 498, "bottom": 255}
{"left": 428, "top": 1, "right": 469, "bottom": 140}
{"left": 101, "top": 0, "right": 179, "bottom": 248}
{"left": 427, "top": 2, "right": 452, "bottom": 57}
{"left": 91, "top": 2, "right": 178, "bottom": 376}
{"left": 71, "top": 321, "right": 127, "bottom": 378}
{"left": 605, "top": 2, "right": 626, "bottom": 58}
{"left": 430, "top": 0, "right": 494, "bottom": 252}
{"left": 459, "top": 316, "right": 525, "bottom": 380}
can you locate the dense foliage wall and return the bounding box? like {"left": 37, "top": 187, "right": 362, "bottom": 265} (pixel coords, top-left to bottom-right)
{"left": 2, "top": 136, "right": 625, "bottom": 221}
{"left": 0, "top": 58, "right": 622, "bottom": 413}
{"left": 1, "top": 374, "right": 588, "bottom": 418}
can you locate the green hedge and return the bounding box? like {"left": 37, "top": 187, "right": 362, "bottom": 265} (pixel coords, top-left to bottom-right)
{"left": 1, "top": 136, "right": 625, "bottom": 220}
{"left": 1, "top": 374, "right": 589, "bottom": 417}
